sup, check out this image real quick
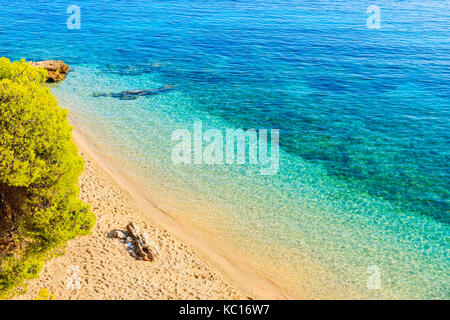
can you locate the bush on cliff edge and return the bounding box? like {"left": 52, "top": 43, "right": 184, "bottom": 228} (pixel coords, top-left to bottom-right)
{"left": 0, "top": 58, "right": 95, "bottom": 297}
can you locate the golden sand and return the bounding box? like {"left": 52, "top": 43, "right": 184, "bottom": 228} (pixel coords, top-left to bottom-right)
{"left": 15, "top": 120, "right": 293, "bottom": 300}
{"left": 15, "top": 145, "right": 247, "bottom": 299}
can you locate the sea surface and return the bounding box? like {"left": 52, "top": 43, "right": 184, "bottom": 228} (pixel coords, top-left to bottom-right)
{"left": 1, "top": 0, "right": 449, "bottom": 298}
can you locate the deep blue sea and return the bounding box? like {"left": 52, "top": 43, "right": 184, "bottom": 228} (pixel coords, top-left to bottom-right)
{"left": 1, "top": 0, "right": 449, "bottom": 298}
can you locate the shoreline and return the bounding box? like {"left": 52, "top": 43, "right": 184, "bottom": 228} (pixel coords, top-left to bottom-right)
{"left": 15, "top": 119, "right": 291, "bottom": 300}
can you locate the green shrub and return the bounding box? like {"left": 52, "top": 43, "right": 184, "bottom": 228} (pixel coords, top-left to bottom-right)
{"left": 0, "top": 58, "right": 95, "bottom": 297}
{"left": 35, "top": 288, "right": 55, "bottom": 300}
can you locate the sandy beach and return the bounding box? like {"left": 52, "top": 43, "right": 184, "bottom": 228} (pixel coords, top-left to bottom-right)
{"left": 14, "top": 129, "right": 252, "bottom": 300}
{"left": 3, "top": 0, "right": 448, "bottom": 303}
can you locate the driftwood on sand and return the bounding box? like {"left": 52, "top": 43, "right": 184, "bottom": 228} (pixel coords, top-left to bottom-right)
{"left": 125, "top": 222, "right": 158, "bottom": 261}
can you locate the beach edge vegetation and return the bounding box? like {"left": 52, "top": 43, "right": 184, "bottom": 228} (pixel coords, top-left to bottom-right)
{"left": 0, "top": 58, "right": 95, "bottom": 298}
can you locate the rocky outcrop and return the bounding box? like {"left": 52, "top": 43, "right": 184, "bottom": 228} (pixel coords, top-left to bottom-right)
{"left": 28, "top": 60, "right": 70, "bottom": 82}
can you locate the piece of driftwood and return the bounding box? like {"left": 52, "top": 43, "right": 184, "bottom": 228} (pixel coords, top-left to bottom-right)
{"left": 126, "top": 222, "right": 157, "bottom": 261}
{"left": 111, "top": 230, "right": 126, "bottom": 239}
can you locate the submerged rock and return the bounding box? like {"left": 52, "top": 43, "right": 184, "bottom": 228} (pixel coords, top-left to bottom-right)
{"left": 28, "top": 60, "right": 70, "bottom": 82}
{"left": 92, "top": 84, "right": 177, "bottom": 100}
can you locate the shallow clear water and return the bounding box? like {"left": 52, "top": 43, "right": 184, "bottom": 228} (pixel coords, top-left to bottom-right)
{"left": 1, "top": 0, "right": 449, "bottom": 298}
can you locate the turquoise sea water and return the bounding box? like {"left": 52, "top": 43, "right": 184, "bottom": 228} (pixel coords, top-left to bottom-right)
{"left": 1, "top": 0, "right": 449, "bottom": 298}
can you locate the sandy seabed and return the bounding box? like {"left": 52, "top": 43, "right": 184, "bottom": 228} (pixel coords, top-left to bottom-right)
{"left": 15, "top": 145, "right": 249, "bottom": 300}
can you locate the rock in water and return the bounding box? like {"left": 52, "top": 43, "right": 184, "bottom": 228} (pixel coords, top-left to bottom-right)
{"left": 126, "top": 222, "right": 158, "bottom": 261}
{"left": 92, "top": 84, "right": 178, "bottom": 100}
{"left": 28, "top": 60, "right": 70, "bottom": 82}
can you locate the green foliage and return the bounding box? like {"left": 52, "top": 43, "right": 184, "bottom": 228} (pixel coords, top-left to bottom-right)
{"left": 0, "top": 255, "right": 43, "bottom": 298}
{"left": 0, "top": 58, "right": 95, "bottom": 297}
{"left": 35, "top": 288, "right": 55, "bottom": 300}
